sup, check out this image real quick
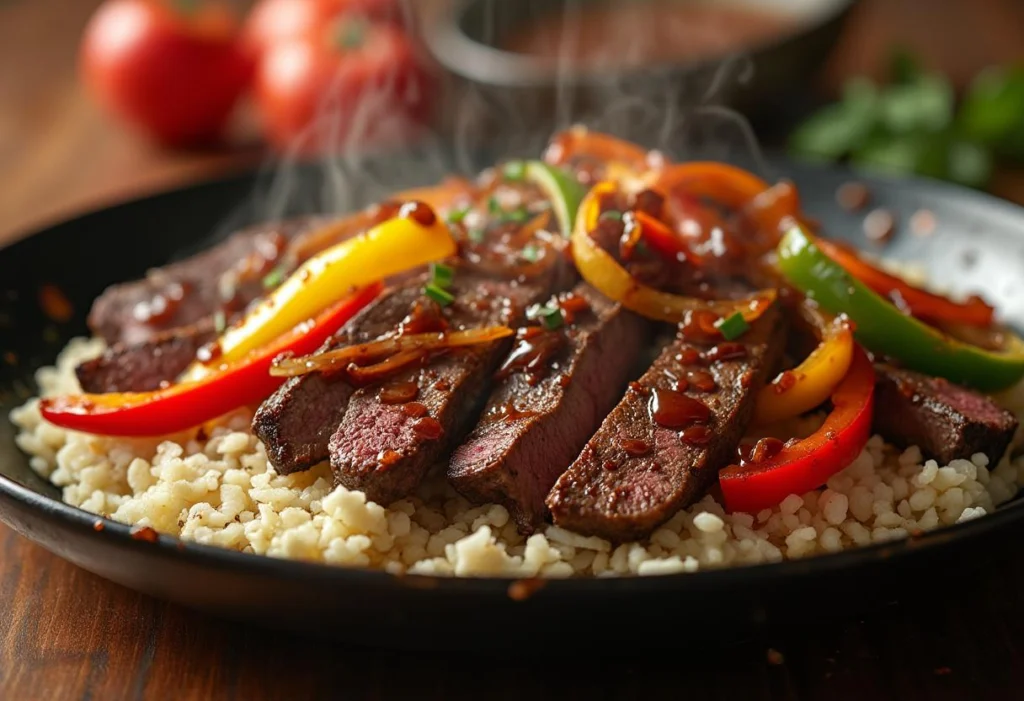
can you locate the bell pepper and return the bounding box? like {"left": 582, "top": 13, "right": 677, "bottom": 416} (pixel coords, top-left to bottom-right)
{"left": 572, "top": 181, "right": 776, "bottom": 324}
{"left": 521, "top": 161, "right": 585, "bottom": 237}
{"left": 753, "top": 305, "right": 854, "bottom": 425}
{"left": 205, "top": 208, "right": 456, "bottom": 369}
{"left": 778, "top": 223, "right": 1024, "bottom": 391}
{"left": 652, "top": 163, "right": 803, "bottom": 241}
{"left": 544, "top": 125, "right": 654, "bottom": 180}
{"left": 39, "top": 284, "right": 382, "bottom": 437}
{"left": 814, "top": 238, "right": 995, "bottom": 328}
{"left": 630, "top": 210, "right": 703, "bottom": 266}
{"left": 720, "top": 345, "right": 875, "bottom": 513}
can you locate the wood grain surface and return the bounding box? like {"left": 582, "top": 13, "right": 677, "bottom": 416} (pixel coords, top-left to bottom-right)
{"left": 2, "top": 0, "right": 1024, "bottom": 699}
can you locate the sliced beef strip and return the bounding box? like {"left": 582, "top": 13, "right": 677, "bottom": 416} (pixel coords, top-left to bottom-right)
{"left": 253, "top": 278, "right": 431, "bottom": 474}
{"left": 328, "top": 273, "right": 559, "bottom": 506}
{"left": 89, "top": 217, "right": 327, "bottom": 346}
{"left": 872, "top": 364, "right": 1018, "bottom": 464}
{"left": 75, "top": 321, "right": 215, "bottom": 393}
{"left": 546, "top": 302, "right": 787, "bottom": 542}
{"left": 449, "top": 283, "right": 650, "bottom": 532}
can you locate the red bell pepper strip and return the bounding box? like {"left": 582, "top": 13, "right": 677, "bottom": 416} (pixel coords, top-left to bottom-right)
{"left": 40, "top": 283, "right": 382, "bottom": 437}
{"left": 719, "top": 345, "right": 875, "bottom": 513}
{"left": 815, "top": 238, "right": 995, "bottom": 328}
{"left": 630, "top": 210, "right": 703, "bottom": 266}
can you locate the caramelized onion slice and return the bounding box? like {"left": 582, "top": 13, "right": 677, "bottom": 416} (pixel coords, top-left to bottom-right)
{"left": 270, "top": 326, "right": 515, "bottom": 377}
{"left": 344, "top": 350, "right": 425, "bottom": 386}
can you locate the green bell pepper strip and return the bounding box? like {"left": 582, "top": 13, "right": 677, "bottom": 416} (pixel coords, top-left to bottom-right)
{"left": 777, "top": 224, "right": 1024, "bottom": 392}
{"left": 522, "top": 161, "right": 585, "bottom": 237}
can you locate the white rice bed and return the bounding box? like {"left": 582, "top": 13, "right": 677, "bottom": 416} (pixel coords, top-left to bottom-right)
{"left": 10, "top": 337, "right": 1024, "bottom": 578}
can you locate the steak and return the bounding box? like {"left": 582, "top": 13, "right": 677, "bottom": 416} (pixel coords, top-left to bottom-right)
{"left": 873, "top": 364, "right": 1019, "bottom": 464}
{"left": 449, "top": 283, "right": 649, "bottom": 531}
{"left": 546, "top": 302, "right": 787, "bottom": 542}
{"left": 253, "top": 278, "right": 431, "bottom": 474}
{"left": 75, "top": 321, "right": 215, "bottom": 393}
{"left": 88, "top": 217, "right": 326, "bottom": 346}
{"left": 328, "top": 272, "right": 559, "bottom": 505}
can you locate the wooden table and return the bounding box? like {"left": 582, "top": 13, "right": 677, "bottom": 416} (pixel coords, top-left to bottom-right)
{"left": 2, "top": 0, "right": 1024, "bottom": 698}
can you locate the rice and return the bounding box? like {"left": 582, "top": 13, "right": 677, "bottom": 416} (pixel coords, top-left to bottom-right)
{"left": 10, "top": 336, "right": 1024, "bottom": 578}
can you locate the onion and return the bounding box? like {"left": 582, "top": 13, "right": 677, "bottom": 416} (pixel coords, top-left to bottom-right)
{"left": 270, "top": 326, "right": 515, "bottom": 377}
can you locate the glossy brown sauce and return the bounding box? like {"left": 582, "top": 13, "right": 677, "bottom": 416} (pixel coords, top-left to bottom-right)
{"left": 379, "top": 380, "right": 419, "bottom": 404}
{"left": 503, "top": 2, "right": 795, "bottom": 69}
{"left": 412, "top": 416, "right": 443, "bottom": 439}
{"left": 496, "top": 327, "right": 567, "bottom": 384}
{"left": 620, "top": 438, "right": 652, "bottom": 457}
{"left": 400, "top": 200, "right": 437, "bottom": 227}
{"left": 687, "top": 369, "right": 717, "bottom": 392}
{"left": 649, "top": 387, "right": 710, "bottom": 429}
{"left": 705, "top": 342, "right": 748, "bottom": 362}
{"left": 401, "top": 401, "right": 429, "bottom": 418}
{"left": 739, "top": 437, "right": 785, "bottom": 466}
{"left": 134, "top": 282, "right": 187, "bottom": 325}
{"left": 681, "top": 424, "right": 713, "bottom": 446}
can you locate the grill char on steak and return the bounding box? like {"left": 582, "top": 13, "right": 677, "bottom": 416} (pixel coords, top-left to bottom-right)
{"left": 872, "top": 364, "right": 1019, "bottom": 464}
{"left": 87, "top": 218, "right": 327, "bottom": 346}
{"left": 449, "top": 283, "right": 649, "bottom": 531}
{"left": 546, "top": 301, "right": 787, "bottom": 542}
{"left": 328, "top": 268, "right": 565, "bottom": 505}
{"left": 75, "top": 321, "right": 216, "bottom": 393}
{"left": 253, "top": 277, "right": 432, "bottom": 474}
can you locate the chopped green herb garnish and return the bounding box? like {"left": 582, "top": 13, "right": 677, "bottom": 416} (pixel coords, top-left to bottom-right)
{"left": 539, "top": 306, "right": 565, "bottom": 330}
{"left": 487, "top": 196, "right": 502, "bottom": 216}
{"left": 424, "top": 283, "right": 455, "bottom": 307}
{"left": 503, "top": 160, "right": 526, "bottom": 181}
{"left": 429, "top": 262, "right": 454, "bottom": 288}
{"left": 261, "top": 266, "right": 286, "bottom": 289}
{"left": 715, "top": 312, "right": 749, "bottom": 341}
{"left": 446, "top": 206, "right": 470, "bottom": 224}
{"left": 214, "top": 310, "right": 227, "bottom": 334}
{"left": 468, "top": 227, "right": 486, "bottom": 244}
{"left": 503, "top": 207, "right": 530, "bottom": 224}
{"left": 527, "top": 302, "right": 564, "bottom": 330}
{"left": 600, "top": 210, "right": 623, "bottom": 221}
{"left": 521, "top": 244, "right": 541, "bottom": 262}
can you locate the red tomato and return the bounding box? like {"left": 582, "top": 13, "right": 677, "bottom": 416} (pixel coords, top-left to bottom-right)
{"left": 244, "top": 0, "right": 403, "bottom": 54}
{"left": 254, "top": 16, "right": 433, "bottom": 154}
{"left": 80, "top": 0, "right": 254, "bottom": 147}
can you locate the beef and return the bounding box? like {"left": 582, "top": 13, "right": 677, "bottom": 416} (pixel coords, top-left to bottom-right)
{"left": 449, "top": 283, "right": 649, "bottom": 531}
{"left": 546, "top": 302, "right": 787, "bottom": 542}
{"left": 872, "top": 365, "right": 1018, "bottom": 464}
{"left": 253, "top": 278, "right": 431, "bottom": 474}
{"left": 75, "top": 321, "right": 215, "bottom": 393}
{"left": 328, "top": 273, "right": 558, "bottom": 505}
{"left": 88, "top": 217, "right": 326, "bottom": 346}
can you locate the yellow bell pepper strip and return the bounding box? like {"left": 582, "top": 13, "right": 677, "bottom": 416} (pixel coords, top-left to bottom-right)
{"left": 720, "top": 345, "right": 875, "bottom": 513}
{"left": 753, "top": 304, "right": 855, "bottom": 425}
{"left": 39, "top": 284, "right": 382, "bottom": 437}
{"left": 778, "top": 223, "right": 1024, "bottom": 392}
{"left": 814, "top": 237, "right": 996, "bottom": 328}
{"left": 571, "top": 181, "right": 776, "bottom": 324}
{"left": 201, "top": 204, "right": 457, "bottom": 369}
{"left": 288, "top": 177, "right": 476, "bottom": 265}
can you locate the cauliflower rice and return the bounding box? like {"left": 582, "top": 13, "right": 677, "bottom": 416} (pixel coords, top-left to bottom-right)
{"left": 10, "top": 337, "right": 1024, "bottom": 578}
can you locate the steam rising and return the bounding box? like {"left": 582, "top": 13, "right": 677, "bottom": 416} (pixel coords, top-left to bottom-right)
{"left": 220, "top": 0, "right": 776, "bottom": 239}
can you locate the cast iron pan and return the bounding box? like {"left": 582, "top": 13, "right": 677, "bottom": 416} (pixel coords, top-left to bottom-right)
{"left": 2, "top": 150, "right": 1024, "bottom": 652}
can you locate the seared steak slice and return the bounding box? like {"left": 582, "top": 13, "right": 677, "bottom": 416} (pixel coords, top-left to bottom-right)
{"left": 873, "top": 365, "right": 1018, "bottom": 464}
{"left": 89, "top": 218, "right": 326, "bottom": 346}
{"left": 253, "top": 278, "right": 430, "bottom": 474}
{"left": 329, "top": 274, "right": 556, "bottom": 505}
{"left": 75, "top": 321, "right": 215, "bottom": 393}
{"left": 449, "top": 283, "right": 649, "bottom": 531}
{"left": 547, "top": 302, "right": 786, "bottom": 542}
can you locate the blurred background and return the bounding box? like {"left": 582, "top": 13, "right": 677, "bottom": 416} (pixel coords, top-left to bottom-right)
{"left": 1, "top": 0, "right": 1023, "bottom": 245}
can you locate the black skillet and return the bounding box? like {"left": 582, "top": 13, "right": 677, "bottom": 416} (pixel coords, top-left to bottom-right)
{"left": 2, "top": 149, "right": 1024, "bottom": 652}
